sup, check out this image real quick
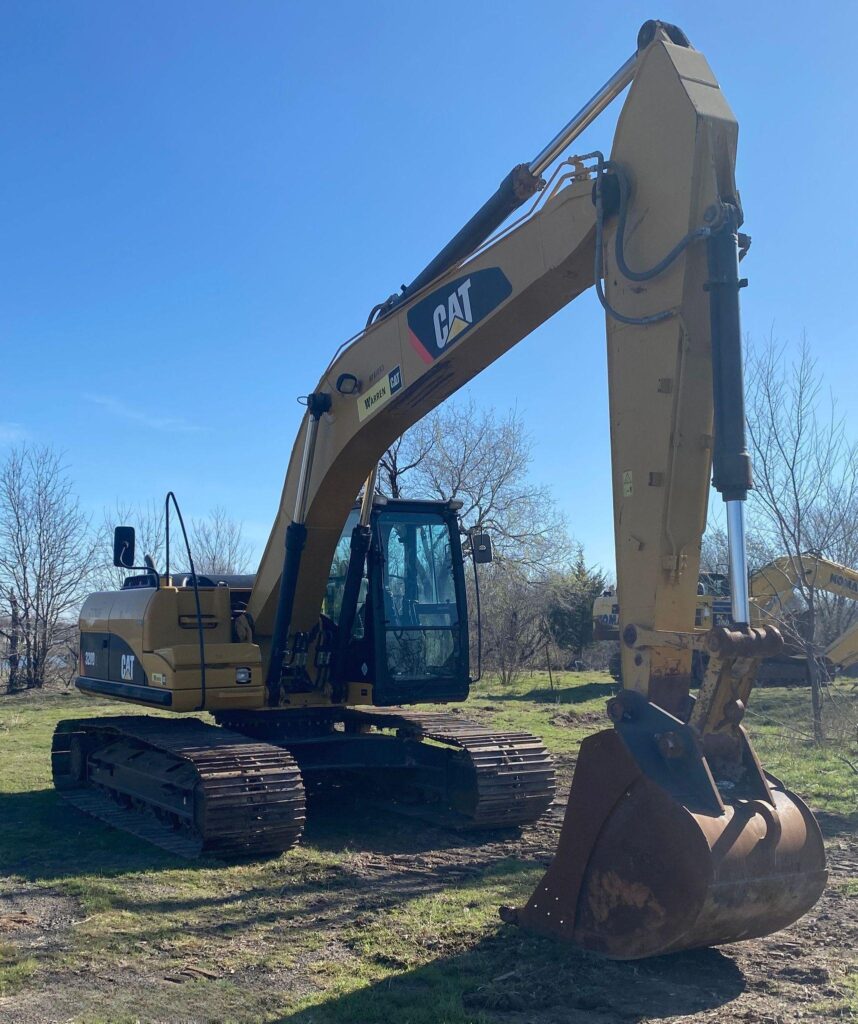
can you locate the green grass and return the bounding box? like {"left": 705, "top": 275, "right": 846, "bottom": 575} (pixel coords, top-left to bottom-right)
{"left": 0, "top": 675, "right": 854, "bottom": 1023}
{"left": 740, "top": 682, "right": 858, "bottom": 822}
{"left": 462, "top": 675, "right": 616, "bottom": 753}
{"left": 0, "top": 942, "right": 37, "bottom": 996}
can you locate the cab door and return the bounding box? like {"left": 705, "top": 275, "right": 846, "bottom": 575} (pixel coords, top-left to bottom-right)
{"left": 370, "top": 504, "right": 469, "bottom": 705}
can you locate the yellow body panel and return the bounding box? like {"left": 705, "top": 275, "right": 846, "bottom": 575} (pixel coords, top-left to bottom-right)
{"left": 79, "top": 587, "right": 265, "bottom": 712}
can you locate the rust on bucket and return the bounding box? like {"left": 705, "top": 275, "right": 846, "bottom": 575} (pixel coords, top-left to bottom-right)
{"left": 502, "top": 704, "right": 826, "bottom": 959}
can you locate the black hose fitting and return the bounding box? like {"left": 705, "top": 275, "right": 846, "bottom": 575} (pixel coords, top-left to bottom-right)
{"left": 306, "top": 392, "right": 332, "bottom": 419}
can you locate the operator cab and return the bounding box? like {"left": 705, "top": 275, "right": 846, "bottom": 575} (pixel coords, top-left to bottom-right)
{"left": 325, "top": 499, "right": 474, "bottom": 706}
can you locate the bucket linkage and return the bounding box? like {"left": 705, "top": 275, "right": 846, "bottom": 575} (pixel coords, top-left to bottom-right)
{"left": 501, "top": 625, "right": 827, "bottom": 959}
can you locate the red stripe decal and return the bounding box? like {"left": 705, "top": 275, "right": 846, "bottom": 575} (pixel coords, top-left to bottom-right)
{"left": 409, "top": 329, "right": 434, "bottom": 365}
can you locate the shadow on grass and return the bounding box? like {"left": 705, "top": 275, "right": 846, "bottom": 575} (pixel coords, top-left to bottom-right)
{"left": 305, "top": 790, "right": 528, "bottom": 856}
{"left": 63, "top": 855, "right": 515, "bottom": 949}
{"left": 481, "top": 681, "right": 616, "bottom": 705}
{"left": 277, "top": 931, "right": 746, "bottom": 1024}
{"left": 0, "top": 789, "right": 189, "bottom": 880}
{"left": 814, "top": 808, "right": 858, "bottom": 838}
{"left": 0, "top": 788, "right": 533, "bottom": 883}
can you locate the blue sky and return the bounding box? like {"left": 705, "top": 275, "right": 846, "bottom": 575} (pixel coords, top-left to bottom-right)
{"left": 2, "top": 1, "right": 856, "bottom": 571}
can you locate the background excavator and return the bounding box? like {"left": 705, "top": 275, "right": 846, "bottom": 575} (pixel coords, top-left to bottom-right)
{"left": 594, "top": 573, "right": 732, "bottom": 643}
{"left": 596, "top": 553, "right": 858, "bottom": 683}
{"left": 751, "top": 554, "right": 858, "bottom": 678}
{"left": 52, "top": 21, "right": 827, "bottom": 960}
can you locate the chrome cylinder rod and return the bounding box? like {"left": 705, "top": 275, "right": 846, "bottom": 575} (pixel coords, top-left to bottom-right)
{"left": 726, "top": 500, "right": 751, "bottom": 625}
{"left": 294, "top": 413, "right": 322, "bottom": 524}
{"left": 386, "top": 49, "right": 638, "bottom": 316}
{"left": 359, "top": 465, "right": 379, "bottom": 527}
{"left": 528, "top": 53, "right": 637, "bottom": 178}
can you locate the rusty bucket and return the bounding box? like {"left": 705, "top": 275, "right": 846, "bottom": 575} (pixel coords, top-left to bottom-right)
{"left": 501, "top": 712, "right": 827, "bottom": 959}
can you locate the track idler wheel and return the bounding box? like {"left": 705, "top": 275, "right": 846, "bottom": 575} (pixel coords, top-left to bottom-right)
{"left": 501, "top": 706, "right": 827, "bottom": 959}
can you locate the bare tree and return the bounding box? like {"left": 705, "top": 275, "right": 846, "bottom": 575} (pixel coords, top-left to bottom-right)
{"left": 745, "top": 335, "right": 858, "bottom": 740}
{"left": 93, "top": 499, "right": 167, "bottom": 591}
{"left": 380, "top": 396, "right": 573, "bottom": 572}
{"left": 378, "top": 396, "right": 579, "bottom": 684}
{"left": 808, "top": 492, "right": 858, "bottom": 649}
{"left": 479, "top": 566, "right": 548, "bottom": 686}
{"left": 700, "top": 522, "right": 776, "bottom": 577}
{"left": 1, "top": 589, "right": 21, "bottom": 691}
{"left": 94, "top": 501, "right": 253, "bottom": 586}
{"left": 0, "top": 446, "right": 96, "bottom": 690}
{"left": 379, "top": 432, "right": 435, "bottom": 500}
{"left": 190, "top": 506, "right": 252, "bottom": 576}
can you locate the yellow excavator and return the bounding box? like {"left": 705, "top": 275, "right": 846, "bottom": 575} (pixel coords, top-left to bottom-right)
{"left": 594, "top": 573, "right": 732, "bottom": 643}
{"left": 53, "top": 21, "right": 827, "bottom": 959}
{"left": 752, "top": 554, "right": 858, "bottom": 668}
{"left": 594, "top": 575, "right": 731, "bottom": 682}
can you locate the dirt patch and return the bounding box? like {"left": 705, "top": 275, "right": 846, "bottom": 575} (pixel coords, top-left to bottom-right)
{"left": 0, "top": 882, "right": 80, "bottom": 951}
{"left": 549, "top": 711, "right": 604, "bottom": 728}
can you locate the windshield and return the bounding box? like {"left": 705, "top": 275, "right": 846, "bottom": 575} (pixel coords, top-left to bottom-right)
{"left": 377, "top": 510, "right": 460, "bottom": 680}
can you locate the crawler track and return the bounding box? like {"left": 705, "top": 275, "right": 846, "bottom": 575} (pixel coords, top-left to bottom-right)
{"left": 217, "top": 706, "right": 556, "bottom": 829}
{"left": 344, "top": 707, "right": 556, "bottom": 826}
{"left": 51, "top": 716, "right": 305, "bottom": 858}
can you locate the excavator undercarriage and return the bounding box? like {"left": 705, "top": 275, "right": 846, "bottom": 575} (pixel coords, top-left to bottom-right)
{"left": 216, "top": 707, "right": 556, "bottom": 828}
{"left": 52, "top": 716, "right": 307, "bottom": 858}
{"left": 52, "top": 708, "right": 555, "bottom": 855}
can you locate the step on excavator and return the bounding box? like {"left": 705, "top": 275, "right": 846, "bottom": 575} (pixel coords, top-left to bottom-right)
{"left": 54, "top": 20, "right": 827, "bottom": 958}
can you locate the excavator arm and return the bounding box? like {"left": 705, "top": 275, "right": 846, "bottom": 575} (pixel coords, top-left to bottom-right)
{"left": 751, "top": 553, "right": 858, "bottom": 672}
{"left": 752, "top": 553, "right": 858, "bottom": 611}
{"left": 825, "top": 620, "right": 858, "bottom": 671}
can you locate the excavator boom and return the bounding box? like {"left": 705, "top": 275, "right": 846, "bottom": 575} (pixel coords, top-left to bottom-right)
{"left": 752, "top": 553, "right": 858, "bottom": 610}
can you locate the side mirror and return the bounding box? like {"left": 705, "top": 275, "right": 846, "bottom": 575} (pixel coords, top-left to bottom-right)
{"left": 113, "top": 526, "right": 136, "bottom": 568}
{"left": 471, "top": 532, "right": 493, "bottom": 565}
